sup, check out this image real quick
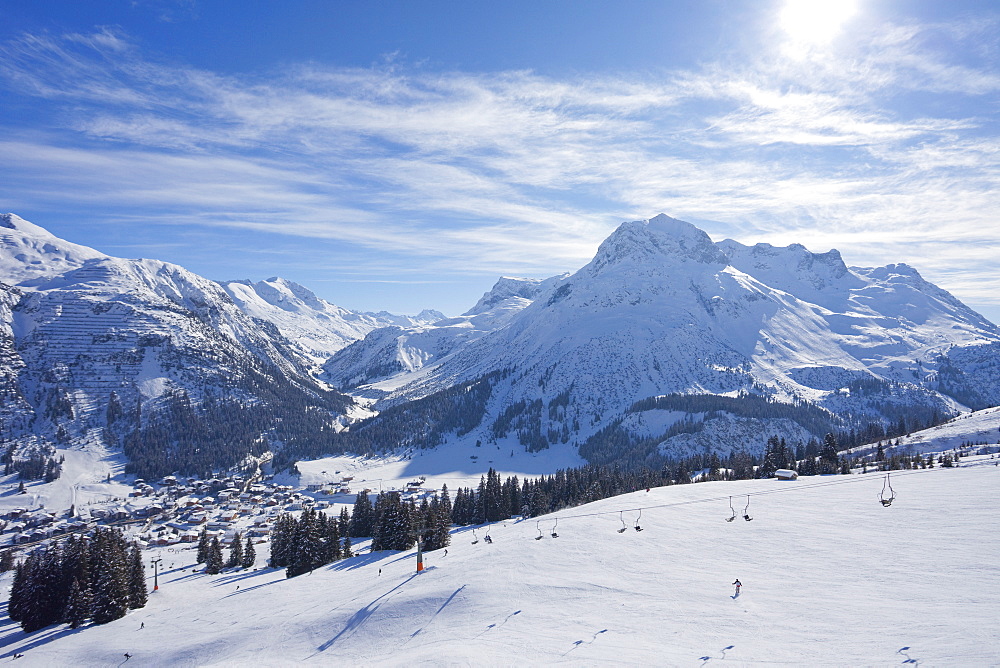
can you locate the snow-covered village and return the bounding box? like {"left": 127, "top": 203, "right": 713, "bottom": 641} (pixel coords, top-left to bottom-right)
{"left": 3, "top": 1, "right": 1000, "bottom": 665}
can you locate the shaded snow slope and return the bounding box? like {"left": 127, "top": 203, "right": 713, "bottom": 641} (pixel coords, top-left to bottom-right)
{"left": 1, "top": 461, "right": 996, "bottom": 666}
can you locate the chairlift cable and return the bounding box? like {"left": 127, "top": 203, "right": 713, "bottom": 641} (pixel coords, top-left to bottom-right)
{"left": 523, "top": 458, "right": 990, "bottom": 530}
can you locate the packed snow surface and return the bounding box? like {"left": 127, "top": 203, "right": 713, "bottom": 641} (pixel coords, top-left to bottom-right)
{"left": 1, "top": 459, "right": 997, "bottom": 666}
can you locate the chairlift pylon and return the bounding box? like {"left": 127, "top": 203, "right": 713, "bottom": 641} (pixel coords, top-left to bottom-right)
{"left": 617, "top": 510, "right": 628, "bottom": 533}
{"left": 726, "top": 496, "right": 736, "bottom": 522}
{"left": 634, "top": 509, "right": 643, "bottom": 532}
{"left": 879, "top": 472, "right": 896, "bottom": 507}
{"left": 550, "top": 518, "right": 559, "bottom": 538}
{"left": 743, "top": 495, "right": 753, "bottom": 521}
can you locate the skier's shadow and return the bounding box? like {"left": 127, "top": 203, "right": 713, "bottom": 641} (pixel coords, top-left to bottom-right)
{"left": 698, "top": 644, "right": 734, "bottom": 665}
{"left": 898, "top": 646, "right": 920, "bottom": 665}
{"left": 562, "top": 629, "right": 607, "bottom": 656}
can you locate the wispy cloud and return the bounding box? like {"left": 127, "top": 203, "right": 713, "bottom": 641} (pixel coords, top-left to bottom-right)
{"left": 1, "top": 17, "right": 999, "bottom": 310}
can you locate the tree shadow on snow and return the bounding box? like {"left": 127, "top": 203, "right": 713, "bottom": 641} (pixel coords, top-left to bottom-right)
{"left": 329, "top": 550, "right": 414, "bottom": 572}
{"left": 0, "top": 622, "right": 90, "bottom": 658}
{"left": 213, "top": 568, "right": 280, "bottom": 588}
{"left": 406, "top": 585, "right": 466, "bottom": 641}
{"left": 312, "top": 572, "right": 421, "bottom": 654}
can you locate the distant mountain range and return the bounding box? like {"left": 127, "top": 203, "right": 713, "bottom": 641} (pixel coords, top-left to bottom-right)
{"left": 1, "top": 212, "right": 998, "bottom": 476}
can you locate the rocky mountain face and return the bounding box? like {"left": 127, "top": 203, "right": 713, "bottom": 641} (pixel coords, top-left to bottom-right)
{"left": 325, "top": 215, "right": 1000, "bottom": 463}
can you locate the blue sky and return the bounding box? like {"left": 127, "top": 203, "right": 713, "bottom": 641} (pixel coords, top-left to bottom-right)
{"left": 1, "top": 1, "right": 999, "bottom": 322}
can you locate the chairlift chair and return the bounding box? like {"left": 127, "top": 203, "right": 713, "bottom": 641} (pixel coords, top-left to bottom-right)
{"left": 550, "top": 518, "right": 559, "bottom": 538}
{"left": 535, "top": 520, "right": 543, "bottom": 540}
{"left": 743, "top": 495, "right": 753, "bottom": 521}
{"left": 726, "top": 496, "right": 736, "bottom": 522}
{"left": 471, "top": 528, "right": 479, "bottom": 545}
{"left": 634, "top": 509, "right": 643, "bottom": 532}
{"left": 617, "top": 511, "right": 628, "bottom": 533}
{"left": 484, "top": 523, "right": 492, "bottom": 543}
{"left": 879, "top": 473, "right": 896, "bottom": 507}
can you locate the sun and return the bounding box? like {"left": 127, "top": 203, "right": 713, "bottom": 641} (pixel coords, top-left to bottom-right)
{"left": 780, "top": 0, "right": 859, "bottom": 52}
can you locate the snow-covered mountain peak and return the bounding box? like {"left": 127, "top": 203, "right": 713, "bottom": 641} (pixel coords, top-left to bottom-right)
{"left": 0, "top": 213, "right": 62, "bottom": 238}
{"left": 717, "top": 237, "right": 861, "bottom": 307}
{"left": 588, "top": 214, "right": 728, "bottom": 275}
{"left": 230, "top": 277, "right": 328, "bottom": 314}
{"left": 413, "top": 309, "right": 446, "bottom": 324}
{"left": 362, "top": 309, "right": 446, "bottom": 327}
{"left": 0, "top": 213, "right": 107, "bottom": 286}
{"left": 464, "top": 276, "right": 553, "bottom": 316}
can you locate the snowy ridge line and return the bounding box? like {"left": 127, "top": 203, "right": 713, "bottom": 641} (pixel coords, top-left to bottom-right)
{"left": 518, "top": 461, "right": 992, "bottom": 526}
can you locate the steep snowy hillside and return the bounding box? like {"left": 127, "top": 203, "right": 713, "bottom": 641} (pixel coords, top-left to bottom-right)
{"left": 2, "top": 460, "right": 996, "bottom": 665}
{"left": 332, "top": 215, "right": 1000, "bottom": 462}
{"left": 0, "top": 214, "right": 351, "bottom": 478}
{"left": 220, "top": 277, "right": 443, "bottom": 368}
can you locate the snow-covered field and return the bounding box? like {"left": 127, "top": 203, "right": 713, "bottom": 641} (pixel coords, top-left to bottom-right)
{"left": 2, "top": 456, "right": 997, "bottom": 666}
{"left": 291, "top": 436, "right": 585, "bottom": 495}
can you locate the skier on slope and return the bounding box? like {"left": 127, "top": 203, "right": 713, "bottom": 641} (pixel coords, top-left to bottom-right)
{"left": 732, "top": 579, "right": 742, "bottom": 596}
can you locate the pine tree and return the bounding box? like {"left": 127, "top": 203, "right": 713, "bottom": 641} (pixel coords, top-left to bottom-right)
{"left": 227, "top": 532, "right": 244, "bottom": 569}
{"left": 0, "top": 548, "right": 15, "bottom": 572}
{"left": 90, "top": 532, "right": 129, "bottom": 625}
{"left": 342, "top": 535, "right": 353, "bottom": 558}
{"left": 127, "top": 546, "right": 147, "bottom": 609}
{"left": 242, "top": 533, "right": 256, "bottom": 569}
{"left": 820, "top": 432, "right": 840, "bottom": 473}
{"left": 350, "top": 490, "right": 374, "bottom": 537}
{"left": 8, "top": 561, "right": 27, "bottom": 623}
{"left": 338, "top": 507, "right": 351, "bottom": 537}
{"left": 324, "top": 516, "right": 341, "bottom": 563}
{"left": 63, "top": 577, "right": 91, "bottom": 629}
{"left": 196, "top": 528, "right": 210, "bottom": 564}
{"left": 287, "top": 509, "right": 322, "bottom": 578}
{"left": 205, "top": 537, "right": 223, "bottom": 575}
{"left": 20, "top": 546, "right": 65, "bottom": 632}
{"left": 268, "top": 514, "right": 290, "bottom": 568}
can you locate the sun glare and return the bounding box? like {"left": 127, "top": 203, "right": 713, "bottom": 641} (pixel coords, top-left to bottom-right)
{"left": 780, "top": 0, "right": 858, "bottom": 52}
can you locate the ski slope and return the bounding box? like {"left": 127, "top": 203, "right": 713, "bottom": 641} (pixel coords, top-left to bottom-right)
{"left": 1, "top": 459, "right": 997, "bottom": 666}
